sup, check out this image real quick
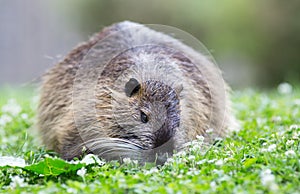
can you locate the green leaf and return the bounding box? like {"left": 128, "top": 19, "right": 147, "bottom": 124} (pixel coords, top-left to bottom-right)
{"left": 243, "top": 158, "right": 257, "bottom": 169}
{"left": 25, "top": 157, "right": 84, "bottom": 176}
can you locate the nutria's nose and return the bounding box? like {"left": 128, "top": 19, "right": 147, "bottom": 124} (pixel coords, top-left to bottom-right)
{"left": 153, "top": 124, "right": 176, "bottom": 148}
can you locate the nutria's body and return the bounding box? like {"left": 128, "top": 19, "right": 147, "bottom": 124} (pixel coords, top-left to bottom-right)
{"left": 38, "top": 21, "right": 236, "bottom": 163}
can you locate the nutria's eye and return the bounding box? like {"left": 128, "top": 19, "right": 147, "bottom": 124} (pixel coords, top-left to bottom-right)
{"left": 140, "top": 111, "right": 149, "bottom": 123}
{"left": 125, "top": 78, "right": 141, "bottom": 97}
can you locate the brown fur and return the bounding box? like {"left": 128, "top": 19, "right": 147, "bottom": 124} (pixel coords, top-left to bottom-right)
{"left": 37, "top": 21, "right": 236, "bottom": 163}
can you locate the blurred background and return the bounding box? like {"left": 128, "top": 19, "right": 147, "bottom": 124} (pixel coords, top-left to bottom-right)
{"left": 1, "top": 0, "right": 299, "bottom": 89}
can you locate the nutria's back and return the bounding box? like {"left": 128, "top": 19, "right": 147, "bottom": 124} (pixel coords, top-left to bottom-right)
{"left": 37, "top": 21, "right": 236, "bottom": 163}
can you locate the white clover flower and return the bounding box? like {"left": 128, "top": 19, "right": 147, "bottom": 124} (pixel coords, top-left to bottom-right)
{"left": 2, "top": 99, "right": 22, "bottom": 116}
{"left": 76, "top": 167, "right": 87, "bottom": 178}
{"left": 166, "top": 157, "right": 174, "bottom": 164}
{"left": 208, "top": 159, "right": 217, "bottom": 164}
{"left": 215, "top": 159, "right": 224, "bottom": 166}
{"left": 173, "top": 150, "right": 187, "bottom": 157}
{"left": 260, "top": 169, "right": 278, "bottom": 191}
{"left": 210, "top": 181, "right": 217, "bottom": 191}
{"left": 271, "top": 116, "right": 281, "bottom": 123}
{"left": 187, "top": 155, "right": 195, "bottom": 161}
{"left": 277, "top": 82, "right": 293, "bottom": 95}
{"left": 143, "top": 167, "right": 159, "bottom": 175}
{"left": 215, "top": 137, "right": 223, "bottom": 142}
{"left": 80, "top": 154, "right": 105, "bottom": 166}
{"left": 66, "top": 187, "right": 77, "bottom": 194}
{"left": 122, "top": 158, "right": 139, "bottom": 165}
{"left": 289, "top": 124, "right": 300, "bottom": 131}
{"left": 122, "top": 157, "right": 132, "bottom": 164}
{"left": 9, "top": 175, "right": 27, "bottom": 188}
{"left": 0, "top": 114, "right": 13, "bottom": 126}
{"left": 196, "top": 135, "right": 205, "bottom": 141}
{"left": 212, "top": 169, "right": 224, "bottom": 176}
{"left": 196, "top": 159, "right": 207, "bottom": 165}
{"left": 267, "top": 144, "right": 277, "bottom": 152}
{"left": 132, "top": 174, "right": 140, "bottom": 179}
{"left": 0, "top": 156, "right": 26, "bottom": 167}
{"left": 286, "top": 140, "right": 295, "bottom": 146}
{"left": 20, "top": 113, "right": 29, "bottom": 120}
{"left": 292, "top": 132, "right": 300, "bottom": 139}
{"left": 206, "top": 128, "right": 214, "bottom": 134}
{"left": 218, "top": 174, "right": 231, "bottom": 182}
{"left": 294, "top": 99, "right": 300, "bottom": 106}
{"left": 186, "top": 168, "right": 199, "bottom": 176}
{"left": 285, "top": 150, "right": 296, "bottom": 157}
{"left": 183, "top": 141, "right": 192, "bottom": 147}
{"left": 261, "top": 144, "right": 277, "bottom": 153}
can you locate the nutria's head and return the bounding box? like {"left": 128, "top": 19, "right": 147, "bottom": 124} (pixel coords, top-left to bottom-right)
{"left": 123, "top": 78, "right": 180, "bottom": 148}
{"left": 82, "top": 77, "right": 181, "bottom": 164}
{"left": 69, "top": 45, "right": 187, "bottom": 164}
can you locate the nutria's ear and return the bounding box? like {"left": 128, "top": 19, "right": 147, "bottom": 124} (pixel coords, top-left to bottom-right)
{"left": 125, "top": 78, "right": 141, "bottom": 97}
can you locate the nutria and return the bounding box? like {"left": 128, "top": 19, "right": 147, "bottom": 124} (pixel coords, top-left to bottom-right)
{"left": 37, "top": 21, "right": 236, "bottom": 164}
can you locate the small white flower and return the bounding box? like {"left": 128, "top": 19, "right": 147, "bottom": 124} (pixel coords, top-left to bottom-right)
{"left": 208, "top": 159, "right": 217, "bottom": 164}
{"left": 66, "top": 187, "right": 77, "bottom": 193}
{"left": 196, "top": 135, "right": 205, "bottom": 141}
{"left": 261, "top": 144, "right": 277, "bottom": 153}
{"left": 285, "top": 150, "right": 296, "bottom": 157}
{"left": 173, "top": 150, "right": 186, "bottom": 157}
{"left": 20, "top": 113, "right": 28, "bottom": 120}
{"left": 187, "top": 168, "right": 199, "bottom": 176}
{"left": 80, "top": 154, "right": 105, "bottom": 166}
{"left": 122, "top": 157, "right": 138, "bottom": 165}
{"left": 271, "top": 116, "right": 282, "bottom": 123}
{"left": 292, "top": 131, "right": 300, "bottom": 139}
{"left": 0, "top": 156, "right": 26, "bottom": 167}
{"left": 289, "top": 124, "right": 300, "bottom": 131}
{"left": 196, "top": 159, "right": 207, "bottom": 165}
{"left": 212, "top": 169, "right": 224, "bottom": 176}
{"left": 206, "top": 128, "right": 214, "bottom": 134}
{"left": 188, "top": 155, "right": 195, "bottom": 161}
{"left": 277, "top": 82, "right": 293, "bottom": 94}
{"left": 215, "top": 137, "right": 223, "bottom": 142}
{"left": 166, "top": 157, "right": 174, "bottom": 164}
{"left": 294, "top": 99, "right": 300, "bottom": 106}
{"left": 2, "top": 99, "right": 22, "bottom": 116}
{"left": 210, "top": 181, "right": 217, "bottom": 191}
{"left": 286, "top": 140, "right": 295, "bottom": 146}
{"left": 76, "top": 167, "right": 87, "bottom": 178}
{"left": 9, "top": 175, "right": 26, "bottom": 188}
{"left": 215, "top": 159, "right": 224, "bottom": 166}
{"left": 0, "top": 114, "right": 13, "bottom": 126}
{"left": 267, "top": 144, "right": 276, "bottom": 152}
{"left": 260, "top": 169, "right": 278, "bottom": 191}
{"left": 144, "top": 167, "right": 159, "bottom": 175}
{"left": 123, "top": 157, "right": 131, "bottom": 164}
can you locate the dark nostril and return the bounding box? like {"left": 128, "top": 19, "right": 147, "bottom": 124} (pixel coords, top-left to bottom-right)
{"left": 153, "top": 125, "right": 175, "bottom": 148}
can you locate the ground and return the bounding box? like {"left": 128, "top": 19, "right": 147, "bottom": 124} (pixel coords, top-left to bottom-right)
{"left": 0, "top": 86, "right": 299, "bottom": 194}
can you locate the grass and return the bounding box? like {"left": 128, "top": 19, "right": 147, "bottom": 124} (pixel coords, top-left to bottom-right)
{"left": 0, "top": 86, "right": 299, "bottom": 193}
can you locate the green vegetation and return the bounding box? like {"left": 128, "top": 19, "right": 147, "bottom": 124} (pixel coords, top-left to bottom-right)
{"left": 0, "top": 87, "right": 299, "bottom": 193}
{"left": 57, "top": 0, "right": 300, "bottom": 87}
